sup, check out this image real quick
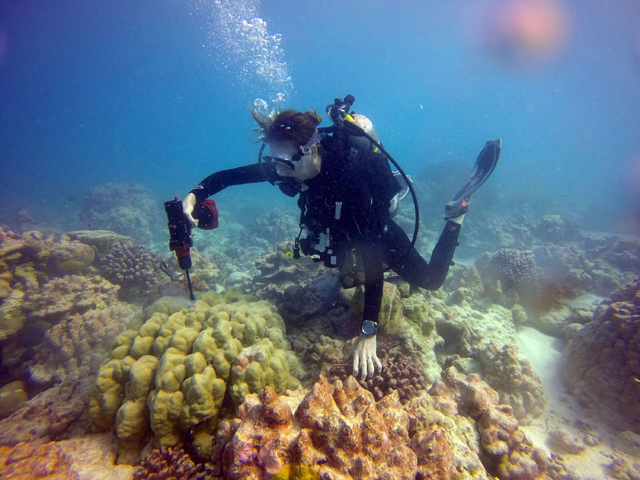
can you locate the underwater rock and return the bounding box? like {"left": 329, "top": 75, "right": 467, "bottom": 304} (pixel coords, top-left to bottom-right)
{"left": 548, "top": 428, "right": 585, "bottom": 455}
{"left": 0, "top": 375, "right": 95, "bottom": 446}
{"left": 0, "top": 441, "right": 79, "bottom": 479}
{"left": 564, "top": 278, "right": 640, "bottom": 435}
{"left": 0, "top": 381, "right": 28, "bottom": 420}
{"left": 250, "top": 242, "right": 327, "bottom": 306}
{"left": 279, "top": 274, "right": 346, "bottom": 329}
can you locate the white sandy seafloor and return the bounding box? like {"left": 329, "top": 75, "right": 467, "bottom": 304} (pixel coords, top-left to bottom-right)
{"left": 517, "top": 294, "right": 639, "bottom": 480}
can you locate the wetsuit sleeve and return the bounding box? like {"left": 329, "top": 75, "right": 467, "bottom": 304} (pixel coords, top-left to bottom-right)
{"left": 190, "top": 163, "right": 279, "bottom": 202}
{"left": 358, "top": 235, "right": 385, "bottom": 323}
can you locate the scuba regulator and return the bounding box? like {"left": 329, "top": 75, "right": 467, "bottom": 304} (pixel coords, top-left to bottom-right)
{"left": 164, "top": 197, "right": 218, "bottom": 301}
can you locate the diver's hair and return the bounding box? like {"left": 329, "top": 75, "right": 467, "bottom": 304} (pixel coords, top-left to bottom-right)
{"left": 252, "top": 109, "right": 322, "bottom": 146}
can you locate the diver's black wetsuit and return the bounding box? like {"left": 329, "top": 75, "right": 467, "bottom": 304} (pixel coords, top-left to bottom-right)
{"left": 190, "top": 134, "right": 461, "bottom": 324}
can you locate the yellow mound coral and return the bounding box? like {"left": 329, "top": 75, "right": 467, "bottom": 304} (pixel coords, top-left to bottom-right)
{"left": 90, "top": 290, "right": 299, "bottom": 464}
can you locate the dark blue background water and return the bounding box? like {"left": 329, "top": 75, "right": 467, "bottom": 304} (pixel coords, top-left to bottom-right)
{"left": 1, "top": 0, "right": 639, "bottom": 234}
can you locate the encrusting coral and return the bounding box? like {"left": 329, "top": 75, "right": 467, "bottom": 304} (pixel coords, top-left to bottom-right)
{"left": 89, "top": 290, "right": 300, "bottom": 464}
{"left": 0, "top": 441, "right": 78, "bottom": 479}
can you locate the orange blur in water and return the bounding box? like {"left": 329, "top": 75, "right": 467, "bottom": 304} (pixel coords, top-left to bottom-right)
{"left": 486, "top": 0, "right": 571, "bottom": 67}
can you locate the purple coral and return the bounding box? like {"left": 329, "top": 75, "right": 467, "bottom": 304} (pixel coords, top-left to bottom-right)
{"left": 330, "top": 345, "right": 428, "bottom": 404}
{"left": 134, "top": 445, "right": 215, "bottom": 480}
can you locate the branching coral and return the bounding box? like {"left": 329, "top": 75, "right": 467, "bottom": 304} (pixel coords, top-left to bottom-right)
{"left": 99, "top": 243, "right": 166, "bottom": 301}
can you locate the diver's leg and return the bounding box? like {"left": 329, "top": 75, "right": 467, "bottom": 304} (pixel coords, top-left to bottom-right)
{"left": 382, "top": 219, "right": 461, "bottom": 290}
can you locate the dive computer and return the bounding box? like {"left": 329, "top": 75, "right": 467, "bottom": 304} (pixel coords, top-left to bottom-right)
{"left": 361, "top": 320, "right": 379, "bottom": 336}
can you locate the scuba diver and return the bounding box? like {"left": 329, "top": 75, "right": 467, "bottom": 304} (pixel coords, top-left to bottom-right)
{"left": 179, "top": 96, "right": 501, "bottom": 381}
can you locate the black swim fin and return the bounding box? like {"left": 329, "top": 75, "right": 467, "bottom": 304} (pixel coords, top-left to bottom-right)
{"left": 445, "top": 138, "right": 501, "bottom": 219}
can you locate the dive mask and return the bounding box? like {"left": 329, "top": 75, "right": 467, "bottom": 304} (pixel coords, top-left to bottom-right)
{"left": 263, "top": 145, "right": 312, "bottom": 172}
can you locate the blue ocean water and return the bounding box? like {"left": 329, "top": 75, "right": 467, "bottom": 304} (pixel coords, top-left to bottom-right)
{"left": 1, "top": 0, "right": 639, "bottom": 234}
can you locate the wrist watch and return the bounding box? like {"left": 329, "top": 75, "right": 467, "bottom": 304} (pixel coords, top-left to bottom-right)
{"left": 361, "top": 320, "right": 379, "bottom": 336}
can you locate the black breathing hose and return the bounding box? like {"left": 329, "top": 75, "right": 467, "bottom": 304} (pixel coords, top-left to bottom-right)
{"left": 340, "top": 120, "right": 420, "bottom": 271}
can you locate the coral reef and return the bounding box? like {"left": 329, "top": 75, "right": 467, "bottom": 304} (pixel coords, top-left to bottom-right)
{"left": 3, "top": 304, "right": 136, "bottom": 391}
{"left": 533, "top": 215, "right": 582, "bottom": 243}
{"left": 89, "top": 291, "right": 300, "bottom": 464}
{"left": 477, "top": 343, "right": 545, "bottom": 423}
{"left": 428, "top": 367, "right": 577, "bottom": 479}
{"left": 1, "top": 272, "right": 119, "bottom": 345}
{"left": 79, "top": 182, "right": 164, "bottom": 244}
{"left": 99, "top": 243, "right": 167, "bottom": 301}
{"left": 213, "top": 368, "right": 574, "bottom": 479}
{"left": 63, "top": 229, "right": 133, "bottom": 257}
{"left": 134, "top": 444, "right": 215, "bottom": 480}
{"left": 250, "top": 242, "right": 327, "bottom": 306}
{"left": 563, "top": 278, "right": 640, "bottom": 434}
{"left": 249, "top": 208, "right": 299, "bottom": 246}
{"left": 22, "top": 275, "right": 119, "bottom": 323}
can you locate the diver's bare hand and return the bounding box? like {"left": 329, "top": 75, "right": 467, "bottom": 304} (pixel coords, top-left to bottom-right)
{"left": 353, "top": 334, "right": 382, "bottom": 381}
{"left": 182, "top": 193, "right": 198, "bottom": 227}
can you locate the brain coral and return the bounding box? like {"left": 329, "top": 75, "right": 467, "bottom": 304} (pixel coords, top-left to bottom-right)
{"left": 563, "top": 278, "right": 640, "bottom": 434}
{"left": 89, "top": 290, "right": 300, "bottom": 464}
